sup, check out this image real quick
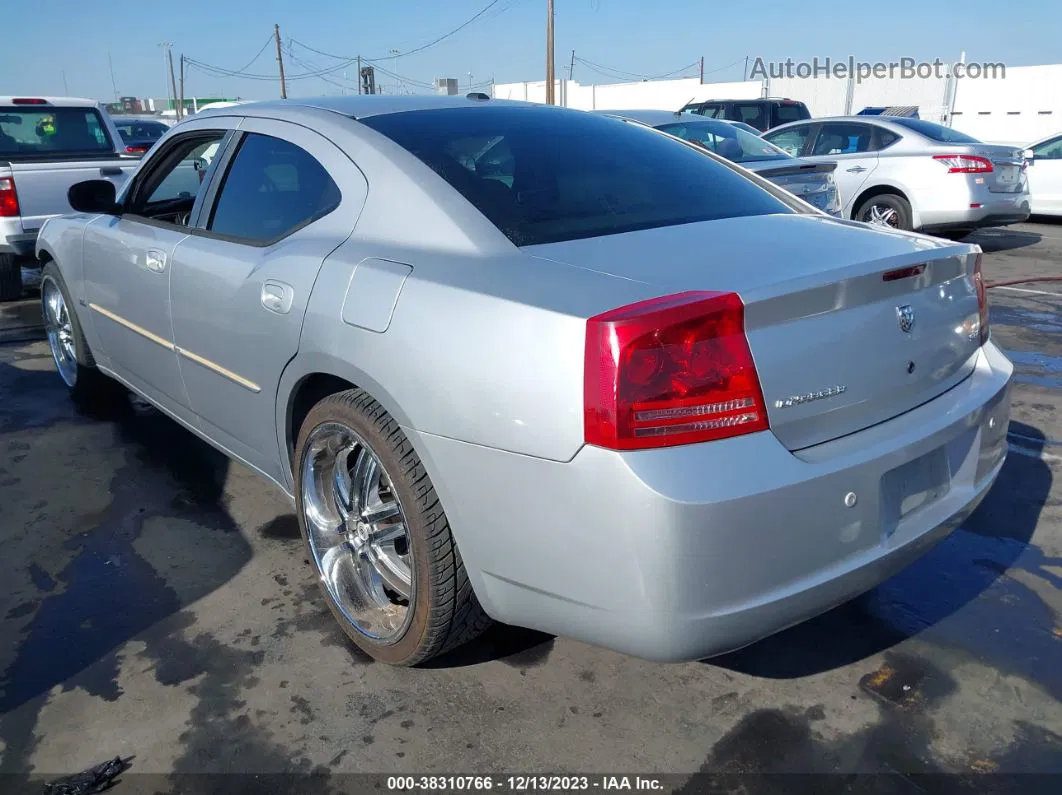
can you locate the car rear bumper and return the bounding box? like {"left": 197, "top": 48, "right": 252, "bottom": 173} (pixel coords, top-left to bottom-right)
{"left": 918, "top": 191, "right": 1031, "bottom": 232}
{"left": 409, "top": 341, "right": 1013, "bottom": 662}
{"left": 0, "top": 220, "right": 36, "bottom": 257}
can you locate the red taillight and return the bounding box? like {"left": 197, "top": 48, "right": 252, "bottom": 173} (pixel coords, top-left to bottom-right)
{"left": 972, "top": 251, "right": 989, "bottom": 345}
{"left": 125, "top": 145, "right": 148, "bottom": 154}
{"left": 11, "top": 98, "right": 49, "bottom": 105}
{"left": 584, "top": 291, "right": 769, "bottom": 451}
{"left": 0, "top": 177, "right": 19, "bottom": 217}
{"left": 933, "top": 154, "right": 993, "bottom": 174}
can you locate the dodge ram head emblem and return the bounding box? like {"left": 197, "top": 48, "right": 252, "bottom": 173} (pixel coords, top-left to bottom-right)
{"left": 896, "top": 304, "right": 915, "bottom": 334}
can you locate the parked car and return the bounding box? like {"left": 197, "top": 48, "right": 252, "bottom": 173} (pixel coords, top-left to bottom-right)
{"left": 38, "top": 95, "right": 1011, "bottom": 666}
{"left": 678, "top": 97, "right": 811, "bottom": 132}
{"left": 596, "top": 110, "right": 840, "bottom": 216}
{"left": 0, "top": 96, "right": 137, "bottom": 300}
{"left": 762, "top": 116, "right": 1031, "bottom": 236}
{"left": 1024, "top": 132, "right": 1062, "bottom": 216}
{"left": 110, "top": 115, "right": 170, "bottom": 155}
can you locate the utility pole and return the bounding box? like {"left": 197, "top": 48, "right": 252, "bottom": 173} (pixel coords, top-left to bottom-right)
{"left": 158, "top": 42, "right": 173, "bottom": 113}
{"left": 545, "top": 0, "right": 555, "bottom": 104}
{"left": 179, "top": 55, "right": 186, "bottom": 119}
{"left": 274, "top": 23, "right": 288, "bottom": 99}
{"left": 357, "top": 56, "right": 362, "bottom": 94}
{"left": 166, "top": 47, "right": 180, "bottom": 119}
{"left": 569, "top": 49, "right": 576, "bottom": 81}
{"left": 700, "top": 56, "right": 704, "bottom": 84}
{"left": 108, "top": 52, "right": 119, "bottom": 100}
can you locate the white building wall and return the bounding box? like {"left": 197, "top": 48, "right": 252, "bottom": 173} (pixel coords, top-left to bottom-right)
{"left": 494, "top": 62, "right": 1062, "bottom": 145}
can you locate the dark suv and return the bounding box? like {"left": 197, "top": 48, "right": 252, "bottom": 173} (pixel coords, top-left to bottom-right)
{"left": 678, "top": 98, "right": 811, "bottom": 132}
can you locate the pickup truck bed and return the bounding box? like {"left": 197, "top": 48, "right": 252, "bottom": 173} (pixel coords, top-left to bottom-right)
{"left": 0, "top": 97, "right": 138, "bottom": 300}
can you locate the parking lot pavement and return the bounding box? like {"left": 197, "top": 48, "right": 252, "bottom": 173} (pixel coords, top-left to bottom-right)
{"left": 0, "top": 227, "right": 1060, "bottom": 790}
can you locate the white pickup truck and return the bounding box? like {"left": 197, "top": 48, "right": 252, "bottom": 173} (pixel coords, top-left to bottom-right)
{"left": 0, "top": 96, "right": 138, "bottom": 300}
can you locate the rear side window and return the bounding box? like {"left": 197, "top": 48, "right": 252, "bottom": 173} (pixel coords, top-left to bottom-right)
{"left": 731, "top": 103, "right": 768, "bottom": 131}
{"left": 360, "top": 106, "right": 791, "bottom": 246}
{"left": 686, "top": 103, "right": 726, "bottom": 119}
{"left": 0, "top": 106, "right": 113, "bottom": 159}
{"left": 773, "top": 103, "right": 809, "bottom": 127}
{"left": 208, "top": 133, "right": 341, "bottom": 243}
{"left": 888, "top": 118, "right": 980, "bottom": 144}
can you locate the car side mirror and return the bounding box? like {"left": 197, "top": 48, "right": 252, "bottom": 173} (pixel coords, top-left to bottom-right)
{"left": 68, "top": 180, "right": 120, "bottom": 214}
{"left": 1023, "top": 148, "right": 1035, "bottom": 162}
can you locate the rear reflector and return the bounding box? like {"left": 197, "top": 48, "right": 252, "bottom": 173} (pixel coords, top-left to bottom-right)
{"left": 933, "top": 154, "right": 993, "bottom": 174}
{"left": 973, "top": 251, "right": 989, "bottom": 345}
{"left": 125, "top": 145, "right": 148, "bottom": 154}
{"left": 883, "top": 264, "right": 926, "bottom": 282}
{"left": 11, "top": 98, "right": 49, "bottom": 105}
{"left": 0, "top": 177, "right": 19, "bottom": 217}
{"left": 969, "top": 203, "right": 983, "bottom": 209}
{"left": 584, "top": 291, "right": 769, "bottom": 451}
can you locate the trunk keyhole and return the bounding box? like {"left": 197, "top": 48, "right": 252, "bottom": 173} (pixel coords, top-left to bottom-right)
{"left": 907, "top": 361, "right": 916, "bottom": 374}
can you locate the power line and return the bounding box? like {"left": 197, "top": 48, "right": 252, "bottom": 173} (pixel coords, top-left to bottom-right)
{"left": 233, "top": 35, "right": 275, "bottom": 75}
{"left": 574, "top": 56, "right": 702, "bottom": 82}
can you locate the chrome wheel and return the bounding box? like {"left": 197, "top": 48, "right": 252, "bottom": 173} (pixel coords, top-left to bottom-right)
{"left": 42, "top": 276, "right": 77, "bottom": 387}
{"left": 863, "top": 202, "right": 899, "bottom": 228}
{"left": 302, "top": 423, "right": 414, "bottom": 642}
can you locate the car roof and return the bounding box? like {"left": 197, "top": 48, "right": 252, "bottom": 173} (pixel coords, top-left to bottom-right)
{"left": 194, "top": 94, "right": 534, "bottom": 121}
{"left": 767, "top": 115, "right": 920, "bottom": 134}
{"left": 0, "top": 96, "right": 100, "bottom": 107}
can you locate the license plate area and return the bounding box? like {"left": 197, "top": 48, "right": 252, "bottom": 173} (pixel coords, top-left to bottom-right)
{"left": 998, "top": 166, "right": 1018, "bottom": 184}
{"left": 880, "top": 447, "right": 951, "bottom": 542}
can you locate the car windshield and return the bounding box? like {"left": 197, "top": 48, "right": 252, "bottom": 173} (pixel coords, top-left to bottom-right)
{"left": 360, "top": 106, "right": 791, "bottom": 246}
{"left": 887, "top": 118, "right": 981, "bottom": 144}
{"left": 654, "top": 120, "right": 791, "bottom": 164}
{"left": 0, "top": 106, "right": 112, "bottom": 158}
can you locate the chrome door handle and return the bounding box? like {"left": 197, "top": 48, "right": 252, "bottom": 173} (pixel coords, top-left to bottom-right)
{"left": 146, "top": 249, "right": 167, "bottom": 273}
{"left": 261, "top": 281, "right": 294, "bottom": 314}
{"left": 846, "top": 166, "right": 867, "bottom": 173}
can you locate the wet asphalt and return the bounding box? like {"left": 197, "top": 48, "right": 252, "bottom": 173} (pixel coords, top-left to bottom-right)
{"left": 0, "top": 221, "right": 1060, "bottom": 792}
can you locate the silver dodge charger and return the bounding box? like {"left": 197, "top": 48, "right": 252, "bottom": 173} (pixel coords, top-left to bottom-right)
{"left": 36, "top": 95, "right": 1013, "bottom": 666}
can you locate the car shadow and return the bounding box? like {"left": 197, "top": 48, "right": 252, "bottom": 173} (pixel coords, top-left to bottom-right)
{"left": 708, "top": 421, "right": 1057, "bottom": 698}
{"left": 0, "top": 358, "right": 253, "bottom": 771}
{"left": 966, "top": 227, "right": 1043, "bottom": 253}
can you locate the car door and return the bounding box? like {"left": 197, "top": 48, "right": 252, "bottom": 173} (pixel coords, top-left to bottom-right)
{"left": 800, "top": 121, "right": 880, "bottom": 218}
{"left": 169, "top": 119, "right": 367, "bottom": 481}
{"left": 1028, "top": 134, "right": 1062, "bottom": 214}
{"left": 81, "top": 121, "right": 233, "bottom": 414}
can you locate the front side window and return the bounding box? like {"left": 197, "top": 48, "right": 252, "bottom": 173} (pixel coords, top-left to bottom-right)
{"left": 763, "top": 125, "right": 813, "bottom": 157}
{"left": 811, "top": 123, "right": 875, "bottom": 156}
{"left": 145, "top": 136, "right": 224, "bottom": 206}
{"left": 360, "top": 106, "right": 791, "bottom": 247}
{"left": 208, "top": 133, "right": 341, "bottom": 243}
{"left": 1033, "top": 136, "right": 1062, "bottom": 159}
{"left": 656, "top": 120, "right": 790, "bottom": 164}
{"left": 0, "top": 106, "right": 113, "bottom": 159}
{"left": 127, "top": 131, "right": 226, "bottom": 226}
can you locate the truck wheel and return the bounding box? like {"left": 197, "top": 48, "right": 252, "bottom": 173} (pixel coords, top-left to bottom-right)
{"left": 41, "top": 261, "right": 120, "bottom": 402}
{"left": 295, "top": 388, "right": 492, "bottom": 665}
{"left": 0, "top": 254, "right": 23, "bottom": 302}
{"left": 855, "top": 194, "right": 912, "bottom": 231}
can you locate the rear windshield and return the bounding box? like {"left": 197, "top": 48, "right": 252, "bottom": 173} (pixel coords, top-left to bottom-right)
{"left": 887, "top": 118, "right": 980, "bottom": 144}
{"left": 0, "top": 106, "right": 113, "bottom": 159}
{"left": 360, "top": 106, "right": 791, "bottom": 246}
{"left": 774, "top": 103, "right": 809, "bottom": 126}
{"left": 113, "top": 119, "right": 168, "bottom": 142}
{"left": 655, "top": 119, "right": 790, "bottom": 164}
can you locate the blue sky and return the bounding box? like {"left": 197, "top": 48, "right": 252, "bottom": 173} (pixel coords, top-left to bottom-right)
{"left": 3, "top": 0, "right": 1059, "bottom": 101}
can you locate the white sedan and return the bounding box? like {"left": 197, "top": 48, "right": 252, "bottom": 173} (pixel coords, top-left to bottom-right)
{"left": 1026, "top": 132, "right": 1062, "bottom": 215}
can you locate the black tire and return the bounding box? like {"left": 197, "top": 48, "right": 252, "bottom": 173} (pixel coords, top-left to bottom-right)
{"left": 40, "top": 260, "right": 122, "bottom": 403}
{"left": 855, "top": 193, "right": 912, "bottom": 231}
{"left": 0, "top": 253, "right": 23, "bottom": 302}
{"left": 295, "top": 388, "right": 492, "bottom": 665}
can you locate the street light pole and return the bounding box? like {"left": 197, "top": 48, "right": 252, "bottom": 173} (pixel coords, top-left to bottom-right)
{"left": 545, "top": 0, "right": 555, "bottom": 104}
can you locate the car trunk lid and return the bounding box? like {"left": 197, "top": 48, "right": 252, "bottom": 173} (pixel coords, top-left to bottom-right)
{"left": 526, "top": 213, "right": 983, "bottom": 451}
{"left": 943, "top": 143, "right": 1027, "bottom": 194}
